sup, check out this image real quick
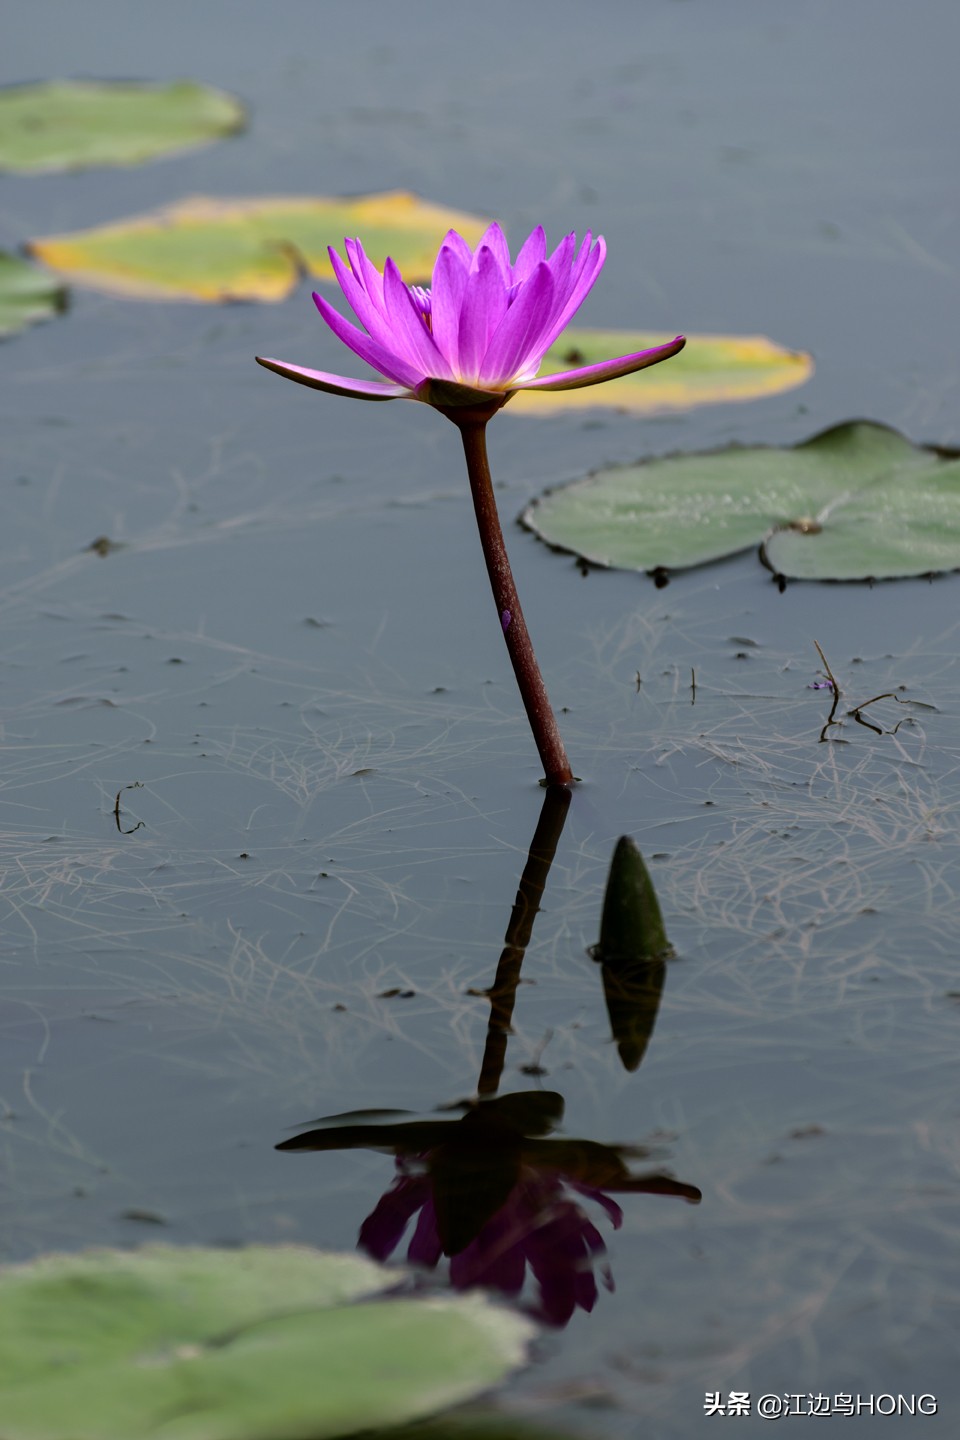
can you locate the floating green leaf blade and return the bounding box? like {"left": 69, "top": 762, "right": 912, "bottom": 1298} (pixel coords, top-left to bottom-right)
{"left": 28, "top": 192, "right": 491, "bottom": 302}
{"left": 0, "top": 80, "right": 244, "bottom": 173}
{"left": 524, "top": 421, "right": 960, "bottom": 582}
{"left": 0, "top": 1245, "right": 533, "bottom": 1440}
{"left": 0, "top": 250, "right": 65, "bottom": 338}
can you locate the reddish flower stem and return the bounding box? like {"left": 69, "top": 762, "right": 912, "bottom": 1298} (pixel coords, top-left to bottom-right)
{"left": 454, "top": 417, "right": 574, "bottom": 786}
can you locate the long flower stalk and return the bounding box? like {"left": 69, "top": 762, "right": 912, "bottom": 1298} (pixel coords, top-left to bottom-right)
{"left": 454, "top": 417, "right": 572, "bottom": 785}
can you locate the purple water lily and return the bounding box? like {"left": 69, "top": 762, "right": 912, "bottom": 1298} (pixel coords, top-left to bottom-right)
{"left": 257, "top": 223, "right": 685, "bottom": 785}
{"left": 257, "top": 223, "right": 684, "bottom": 411}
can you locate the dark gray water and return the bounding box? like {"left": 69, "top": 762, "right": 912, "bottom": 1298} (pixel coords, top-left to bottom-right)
{"left": 2, "top": 2, "right": 959, "bottom": 1435}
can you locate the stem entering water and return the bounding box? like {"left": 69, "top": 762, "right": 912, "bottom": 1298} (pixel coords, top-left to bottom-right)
{"left": 453, "top": 417, "right": 574, "bottom": 786}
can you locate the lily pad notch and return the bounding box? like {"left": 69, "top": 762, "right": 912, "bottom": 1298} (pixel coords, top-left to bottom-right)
{"left": 522, "top": 421, "right": 960, "bottom": 584}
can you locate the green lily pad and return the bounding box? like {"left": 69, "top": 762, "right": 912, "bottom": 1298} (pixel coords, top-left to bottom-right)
{"left": 0, "top": 80, "right": 244, "bottom": 173}
{"left": 0, "top": 250, "right": 66, "bottom": 338}
{"left": 0, "top": 1245, "right": 534, "bottom": 1440}
{"left": 27, "top": 191, "right": 491, "bottom": 302}
{"left": 511, "top": 329, "right": 812, "bottom": 416}
{"left": 523, "top": 421, "right": 960, "bottom": 582}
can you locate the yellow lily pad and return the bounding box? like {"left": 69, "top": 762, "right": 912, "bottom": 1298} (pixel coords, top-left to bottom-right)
{"left": 28, "top": 191, "right": 492, "bottom": 303}
{"left": 512, "top": 329, "right": 813, "bottom": 415}
{"left": 0, "top": 80, "right": 245, "bottom": 174}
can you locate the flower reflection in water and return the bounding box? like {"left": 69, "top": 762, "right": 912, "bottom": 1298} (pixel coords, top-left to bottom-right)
{"left": 279, "top": 1092, "right": 700, "bottom": 1328}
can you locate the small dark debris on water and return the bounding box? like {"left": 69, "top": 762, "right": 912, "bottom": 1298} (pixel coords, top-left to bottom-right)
{"left": 87, "top": 535, "right": 124, "bottom": 557}
{"left": 119, "top": 1208, "right": 168, "bottom": 1226}
{"left": 790, "top": 1124, "right": 825, "bottom": 1140}
{"left": 377, "top": 988, "right": 416, "bottom": 999}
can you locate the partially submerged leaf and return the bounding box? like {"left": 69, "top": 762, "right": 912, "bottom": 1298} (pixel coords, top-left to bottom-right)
{"left": 596, "top": 836, "right": 672, "bottom": 965}
{"left": 592, "top": 837, "right": 670, "bottom": 1072}
{"left": 0, "top": 80, "right": 245, "bottom": 173}
{"left": 0, "top": 250, "right": 66, "bottom": 338}
{"left": 28, "top": 191, "right": 491, "bottom": 302}
{"left": 0, "top": 1245, "right": 533, "bottom": 1440}
{"left": 523, "top": 421, "right": 960, "bottom": 582}
{"left": 511, "top": 329, "right": 812, "bottom": 415}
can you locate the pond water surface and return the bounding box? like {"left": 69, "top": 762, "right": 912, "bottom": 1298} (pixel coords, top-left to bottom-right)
{"left": 2, "top": 3, "right": 959, "bottom": 1436}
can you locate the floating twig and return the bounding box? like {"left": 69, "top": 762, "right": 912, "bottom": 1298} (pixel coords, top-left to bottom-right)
{"left": 113, "top": 781, "right": 144, "bottom": 834}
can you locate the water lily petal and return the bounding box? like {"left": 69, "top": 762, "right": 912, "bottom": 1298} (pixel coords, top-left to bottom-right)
{"left": 519, "top": 334, "right": 686, "bottom": 391}
{"left": 256, "top": 355, "right": 412, "bottom": 400}
{"left": 329, "top": 245, "right": 396, "bottom": 349}
{"left": 537, "top": 234, "right": 606, "bottom": 353}
{"left": 430, "top": 241, "right": 470, "bottom": 372}
{"left": 478, "top": 260, "right": 555, "bottom": 387}
{"left": 458, "top": 245, "right": 510, "bottom": 384}
{"left": 437, "top": 227, "right": 474, "bottom": 271}
{"left": 512, "top": 225, "right": 546, "bottom": 283}
{"left": 313, "top": 290, "right": 423, "bottom": 386}
{"left": 542, "top": 230, "right": 577, "bottom": 292}
{"left": 474, "top": 222, "right": 512, "bottom": 286}
{"left": 344, "top": 236, "right": 386, "bottom": 315}
{"left": 383, "top": 256, "right": 452, "bottom": 379}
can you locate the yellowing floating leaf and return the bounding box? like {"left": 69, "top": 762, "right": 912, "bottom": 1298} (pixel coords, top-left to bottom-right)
{"left": 0, "top": 80, "right": 245, "bottom": 173}
{"left": 0, "top": 250, "right": 66, "bottom": 338}
{"left": 28, "top": 191, "right": 492, "bottom": 303}
{"left": 511, "top": 329, "right": 812, "bottom": 416}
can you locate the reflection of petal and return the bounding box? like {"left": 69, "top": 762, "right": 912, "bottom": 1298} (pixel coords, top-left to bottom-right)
{"left": 358, "top": 1173, "right": 429, "bottom": 1260}
{"left": 525, "top": 1192, "right": 612, "bottom": 1325}
{"left": 569, "top": 1181, "right": 624, "bottom": 1229}
{"left": 452, "top": 1209, "right": 526, "bottom": 1297}
{"left": 408, "top": 1197, "right": 443, "bottom": 1267}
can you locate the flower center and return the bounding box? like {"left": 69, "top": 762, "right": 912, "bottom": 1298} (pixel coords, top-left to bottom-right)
{"left": 408, "top": 285, "right": 432, "bottom": 331}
